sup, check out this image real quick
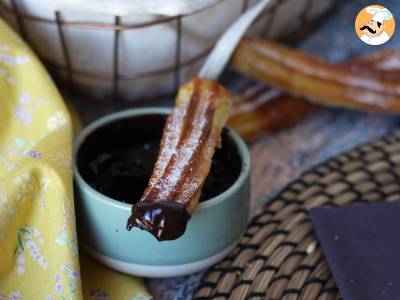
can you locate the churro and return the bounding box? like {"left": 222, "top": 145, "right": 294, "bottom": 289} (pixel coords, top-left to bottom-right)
{"left": 127, "top": 78, "right": 232, "bottom": 241}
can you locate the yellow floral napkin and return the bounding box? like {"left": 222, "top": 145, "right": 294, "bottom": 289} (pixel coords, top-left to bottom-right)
{"left": 0, "top": 19, "right": 150, "bottom": 299}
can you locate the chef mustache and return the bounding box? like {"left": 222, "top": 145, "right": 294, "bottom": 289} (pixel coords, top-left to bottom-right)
{"left": 360, "top": 25, "right": 376, "bottom": 34}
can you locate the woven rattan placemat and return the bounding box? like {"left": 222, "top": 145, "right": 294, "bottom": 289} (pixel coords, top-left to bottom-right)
{"left": 193, "top": 130, "right": 400, "bottom": 300}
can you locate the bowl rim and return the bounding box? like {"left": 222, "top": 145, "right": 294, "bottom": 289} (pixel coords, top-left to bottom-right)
{"left": 73, "top": 107, "right": 251, "bottom": 212}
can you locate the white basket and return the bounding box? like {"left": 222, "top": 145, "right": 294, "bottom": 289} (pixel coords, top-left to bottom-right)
{"left": 0, "top": 0, "right": 334, "bottom": 100}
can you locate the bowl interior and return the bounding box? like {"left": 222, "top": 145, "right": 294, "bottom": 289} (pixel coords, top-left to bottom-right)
{"left": 75, "top": 110, "right": 243, "bottom": 206}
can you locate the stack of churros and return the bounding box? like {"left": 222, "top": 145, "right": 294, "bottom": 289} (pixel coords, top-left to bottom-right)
{"left": 229, "top": 39, "right": 400, "bottom": 140}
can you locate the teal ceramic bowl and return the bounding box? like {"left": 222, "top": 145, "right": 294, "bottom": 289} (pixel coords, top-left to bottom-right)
{"left": 73, "top": 108, "right": 251, "bottom": 278}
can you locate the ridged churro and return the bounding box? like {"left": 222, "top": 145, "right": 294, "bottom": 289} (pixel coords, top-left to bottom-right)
{"left": 228, "top": 84, "right": 317, "bottom": 141}
{"left": 228, "top": 44, "right": 400, "bottom": 141}
{"left": 127, "top": 77, "right": 232, "bottom": 241}
{"left": 232, "top": 38, "right": 400, "bottom": 113}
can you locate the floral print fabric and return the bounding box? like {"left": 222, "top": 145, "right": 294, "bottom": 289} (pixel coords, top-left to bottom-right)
{"left": 0, "top": 19, "right": 150, "bottom": 299}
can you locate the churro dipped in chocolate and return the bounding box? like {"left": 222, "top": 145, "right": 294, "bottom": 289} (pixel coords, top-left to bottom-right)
{"left": 127, "top": 78, "right": 232, "bottom": 241}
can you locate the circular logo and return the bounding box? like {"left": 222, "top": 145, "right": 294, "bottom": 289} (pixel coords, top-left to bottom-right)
{"left": 355, "top": 5, "right": 395, "bottom": 45}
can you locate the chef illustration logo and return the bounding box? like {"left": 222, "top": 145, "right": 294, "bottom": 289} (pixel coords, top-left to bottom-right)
{"left": 355, "top": 5, "right": 395, "bottom": 45}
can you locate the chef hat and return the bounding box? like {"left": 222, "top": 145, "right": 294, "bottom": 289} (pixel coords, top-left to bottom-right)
{"left": 366, "top": 6, "right": 393, "bottom": 24}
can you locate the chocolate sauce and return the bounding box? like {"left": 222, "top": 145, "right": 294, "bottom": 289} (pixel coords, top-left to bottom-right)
{"left": 77, "top": 114, "right": 241, "bottom": 240}
{"left": 126, "top": 201, "right": 190, "bottom": 241}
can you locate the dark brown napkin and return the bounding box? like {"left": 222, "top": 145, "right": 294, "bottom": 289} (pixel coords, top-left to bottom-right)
{"left": 310, "top": 201, "right": 400, "bottom": 300}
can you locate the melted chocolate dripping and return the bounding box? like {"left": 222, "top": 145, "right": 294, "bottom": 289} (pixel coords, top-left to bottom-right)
{"left": 126, "top": 201, "right": 191, "bottom": 241}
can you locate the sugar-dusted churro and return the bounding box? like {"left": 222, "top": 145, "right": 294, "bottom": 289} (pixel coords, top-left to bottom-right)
{"left": 228, "top": 84, "right": 317, "bottom": 141}
{"left": 127, "top": 77, "right": 232, "bottom": 241}
{"left": 232, "top": 38, "right": 400, "bottom": 113}
{"left": 229, "top": 49, "right": 400, "bottom": 140}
